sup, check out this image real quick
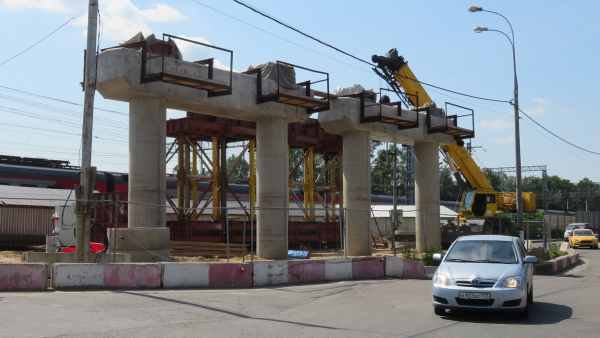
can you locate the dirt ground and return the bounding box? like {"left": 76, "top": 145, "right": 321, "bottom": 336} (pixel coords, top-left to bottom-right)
{"left": 0, "top": 244, "right": 416, "bottom": 264}
{"left": 0, "top": 251, "right": 25, "bottom": 263}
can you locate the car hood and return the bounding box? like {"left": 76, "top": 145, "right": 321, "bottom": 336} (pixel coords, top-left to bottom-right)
{"left": 438, "top": 262, "right": 521, "bottom": 281}
{"left": 574, "top": 236, "right": 597, "bottom": 241}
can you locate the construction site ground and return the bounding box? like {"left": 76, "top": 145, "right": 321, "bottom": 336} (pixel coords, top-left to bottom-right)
{"left": 0, "top": 244, "right": 417, "bottom": 264}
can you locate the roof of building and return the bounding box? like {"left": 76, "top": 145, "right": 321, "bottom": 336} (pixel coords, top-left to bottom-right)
{"left": 371, "top": 205, "right": 458, "bottom": 219}
{"left": 0, "top": 185, "right": 79, "bottom": 207}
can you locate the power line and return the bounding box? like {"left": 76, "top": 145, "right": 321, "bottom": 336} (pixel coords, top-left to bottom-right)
{"left": 0, "top": 85, "right": 127, "bottom": 116}
{"left": 189, "top": 0, "right": 371, "bottom": 74}
{"left": 0, "top": 6, "right": 88, "bottom": 67}
{"left": 519, "top": 108, "right": 600, "bottom": 156}
{"left": 396, "top": 74, "right": 510, "bottom": 103}
{"left": 232, "top": 0, "right": 374, "bottom": 67}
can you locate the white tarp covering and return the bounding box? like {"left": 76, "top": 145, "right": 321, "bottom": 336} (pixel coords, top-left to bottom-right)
{"left": 246, "top": 62, "right": 299, "bottom": 89}
{"left": 334, "top": 84, "right": 368, "bottom": 96}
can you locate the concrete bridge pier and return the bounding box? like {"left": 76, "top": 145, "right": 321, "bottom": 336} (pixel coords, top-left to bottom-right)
{"left": 343, "top": 130, "right": 372, "bottom": 256}
{"left": 256, "top": 116, "right": 289, "bottom": 260}
{"left": 108, "top": 97, "right": 170, "bottom": 262}
{"left": 414, "top": 141, "right": 441, "bottom": 250}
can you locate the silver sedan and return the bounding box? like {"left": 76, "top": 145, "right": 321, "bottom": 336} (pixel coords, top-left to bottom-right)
{"left": 431, "top": 235, "right": 537, "bottom": 319}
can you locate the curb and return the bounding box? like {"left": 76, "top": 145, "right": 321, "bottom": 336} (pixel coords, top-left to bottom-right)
{"left": 2, "top": 256, "right": 428, "bottom": 291}
{"left": 534, "top": 249, "right": 580, "bottom": 275}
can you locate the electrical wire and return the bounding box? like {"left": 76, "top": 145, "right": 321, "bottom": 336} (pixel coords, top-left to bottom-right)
{"left": 189, "top": 0, "right": 372, "bottom": 74}
{"left": 0, "top": 86, "right": 127, "bottom": 116}
{"left": 232, "top": 0, "right": 375, "bottom": 67}
{"left": 0, "top": 6, "right": 88, "bottom": 67}
{"left": 519, "top": 108, "right": 600, "bottom": 156}
{"left": 396, "top": 74, "right": 510, "bottom": 103}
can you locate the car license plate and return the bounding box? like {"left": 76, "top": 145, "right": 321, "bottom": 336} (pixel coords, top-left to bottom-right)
{"left": 447, "top": 230, "right": 454, "bottom": 233}
{"left": 459, "top": 292, "right": 491, "bottom": 300}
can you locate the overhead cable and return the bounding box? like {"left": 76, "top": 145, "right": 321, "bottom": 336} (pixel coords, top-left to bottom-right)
{"left": 396, "top": 74, "right": 510, "bottom": 103}
{"left": 189, "top": 0, "right": 371, "bottom": 74}
{"left": 0, "top": 6, "right": 88, "bottom": 67}
{"left": 232, "top": 0, "right": 375, "bottom": 67}
{"left": 519, "top": 108, "right": 600, "bottom": 156}
{"left": 0, "top": 85, "right": 126, "bottom": 116}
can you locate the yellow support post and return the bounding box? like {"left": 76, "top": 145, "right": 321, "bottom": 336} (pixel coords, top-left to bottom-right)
{"left": 212, "top": 135, "right": 220, "bottom": 221}
{"left": 192, "top": 141, "right": 198, "bottom": 220}
{"left": 309, "top": 147, "right": 315, "bottom": 221}
{"left": 249, "top": 139, "right": 256, "bottom": 220}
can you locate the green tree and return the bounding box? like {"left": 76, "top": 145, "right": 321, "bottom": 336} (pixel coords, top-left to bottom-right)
{"left": 440, "top": 164, "right": 460, "bottom": 202}
{"left": 226, "top": 154, "right": 249, "bottom": 179}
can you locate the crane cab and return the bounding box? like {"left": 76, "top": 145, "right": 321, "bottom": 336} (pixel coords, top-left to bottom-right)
{"left": 460, "top": 190, "right": 499, "bottom": 220}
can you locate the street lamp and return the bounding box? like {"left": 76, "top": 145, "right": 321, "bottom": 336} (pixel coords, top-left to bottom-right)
{"left": 469, "top": 6, "right": 524, "bottom": 234}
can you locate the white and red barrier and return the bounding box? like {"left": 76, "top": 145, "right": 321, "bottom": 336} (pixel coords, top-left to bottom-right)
{"left": 53, "top": 263, "right": 161, "bottom": 289}
{"left": 162, "top": 262, "right": 252, "bottom": 288}
{"left": 384, "top": 256, "right": 405, "bottom": 278}
{"left": 0, "top": 263, "right": 47, "bottom": 291}
{"left": 324, "top": 258, "right": 353, "bottom": 281}
{"left": 352, "top": 257, "right": 385, "bottom": 279}
{"left": 403, "top": 258, "right": 425, "bottom": 279}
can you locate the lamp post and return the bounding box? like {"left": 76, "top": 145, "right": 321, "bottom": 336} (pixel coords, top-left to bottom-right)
{"left": 469, "top": 6, "right": 523, "bottom": 233}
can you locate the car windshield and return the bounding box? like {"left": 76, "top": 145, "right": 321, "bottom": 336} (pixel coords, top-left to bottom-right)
{"left": 445, "top": 240, "right": 518, "bottom": 264}
{"left": 574, "top": 230, "right": 594, "bottom": 236}
{"left": 567, "top": 225, "right": 575, "bottom": 230}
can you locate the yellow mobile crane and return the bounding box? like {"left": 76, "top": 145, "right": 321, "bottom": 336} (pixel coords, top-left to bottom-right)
{"left": 372, "top": 48, "right": 536, "bottom": 236}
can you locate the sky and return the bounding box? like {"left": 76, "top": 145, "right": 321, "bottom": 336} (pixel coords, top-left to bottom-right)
{"left": 0, "top": 0, "right": 599, "bottom": 184}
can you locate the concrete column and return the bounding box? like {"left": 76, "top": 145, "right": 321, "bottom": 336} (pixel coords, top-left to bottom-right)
{"left": 256, "top": 116, "right": 288, "bottom": 260}
{"left": 342, "top": 130, "right": 371, "bottom": 256}
{"left": 414, "top": 141, "right": 441, "bottom": 250}
{"left": 108, "top": 97, "right": 170, "bottom": 262}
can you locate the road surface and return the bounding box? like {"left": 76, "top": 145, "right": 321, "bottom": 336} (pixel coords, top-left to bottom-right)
{"left": 1, "top": 250, "right": 598, "bottom": 337}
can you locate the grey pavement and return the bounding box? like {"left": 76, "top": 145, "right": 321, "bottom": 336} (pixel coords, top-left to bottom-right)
{"left": 1, "top": 249, "right": 599, "bottom": 338}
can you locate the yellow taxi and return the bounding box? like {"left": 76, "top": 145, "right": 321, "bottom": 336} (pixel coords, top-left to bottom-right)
{"left": 569, "top": 229, "right": 599, "bottom": 249}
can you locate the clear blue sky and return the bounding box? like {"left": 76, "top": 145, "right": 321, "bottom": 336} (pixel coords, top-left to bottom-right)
{"left": 1, "top": 0, "right": 598, "bottom": 184}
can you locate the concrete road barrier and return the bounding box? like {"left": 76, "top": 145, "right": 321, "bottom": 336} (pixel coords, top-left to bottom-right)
{"left": 403, "top": 259, "right": 425, "bottom": 279}
{"left": 103, "top": 264, "right": 161, "bottom": 288}
{"left": 324, "top": 258, "right": 353, "bottom": 281}
{"left": 352, "top": 257, "right": 384, "bottom": 279}
{"left": 384, "top": 256, "right": 405, "bottom": 278}
{"left": 54, "top": 263, "right": 161, "bottom": 289}
{"left": 162, "top": 263, "right": 209, "bottom": 288}
{"left": 253, "top": 261, "right": 289, "bottom": 286}
{"left": 288, "top": 260, "right": 325, "bottom": 284}
{"left": 424, "top": 266, "right": 438, "bottom": 279}
{"left": 0, "top": 264, "right": 47, "bottom": 291}
{"left": 208, "top": 263, "right": 252, "bottom": 288}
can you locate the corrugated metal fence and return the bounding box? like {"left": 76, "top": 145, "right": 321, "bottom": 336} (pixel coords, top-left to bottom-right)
{"left": 0, "top": 205, "right": 55, "bottom": 248}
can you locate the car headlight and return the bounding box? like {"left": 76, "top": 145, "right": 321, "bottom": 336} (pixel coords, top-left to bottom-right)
{"left": 501, "top": 276, "right": 522, "bottom": 288}
{"left": 433, "top": 273, "right": 450, "bottom": 286}
{"left": 573, "top": 238, "right": 581, "bottom": 242}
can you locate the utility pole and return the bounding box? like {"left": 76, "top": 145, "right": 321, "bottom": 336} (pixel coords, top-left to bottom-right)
{"left": 391, "top": 143, "right": 397, "bottom": 257}
{"left": 76, "top": 0, "right": 99, "bottom": 263}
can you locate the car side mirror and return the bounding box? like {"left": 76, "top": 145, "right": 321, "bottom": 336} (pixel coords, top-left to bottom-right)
{"left": 524, "top": 256, "right": 537, "bottom": 264}
{"left": 433, "top": 253, "right": 443, "bottom": 261}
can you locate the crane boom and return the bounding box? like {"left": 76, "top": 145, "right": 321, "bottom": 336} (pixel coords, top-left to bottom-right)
{"left": 372, "top": 48, "right": 536, "bottom": 230}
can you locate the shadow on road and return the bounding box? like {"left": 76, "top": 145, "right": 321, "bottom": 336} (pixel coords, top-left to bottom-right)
{"left": 440, "top": 302, "right": 572, "bottom": 325}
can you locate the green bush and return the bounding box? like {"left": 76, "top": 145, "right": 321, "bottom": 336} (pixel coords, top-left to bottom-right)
{"left": 548, "top": 246, "right": 567, "bottom": 260}
{"left": 399, "top": 244, "right": 419, "bottom": 261}
{"left": 421, "top": 246, "right": 444, "bottom": 266}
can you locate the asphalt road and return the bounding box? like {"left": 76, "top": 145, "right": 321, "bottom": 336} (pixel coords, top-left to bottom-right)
{"left": 1, "top": 250, "right": 599, "bottom": 338}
